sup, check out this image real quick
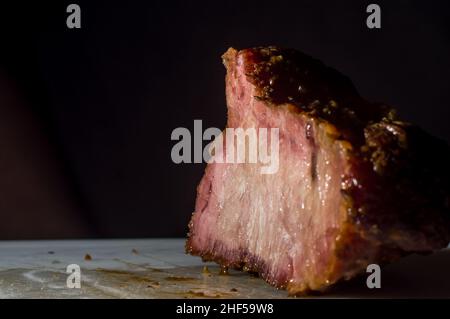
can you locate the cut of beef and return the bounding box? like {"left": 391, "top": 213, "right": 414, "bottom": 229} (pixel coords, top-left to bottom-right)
{"left": 186, "top": 47, "right": 450, "bottom": 294}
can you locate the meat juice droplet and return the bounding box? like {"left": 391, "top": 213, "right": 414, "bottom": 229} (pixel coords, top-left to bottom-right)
{"left": 305, "top": 123, "right": 313, "bottom": 140}
{"left": 219, "top": 265, "right": 229, "bottom": 275}
{"left": 202, "top": 266, "right": 210, "bottom": 274}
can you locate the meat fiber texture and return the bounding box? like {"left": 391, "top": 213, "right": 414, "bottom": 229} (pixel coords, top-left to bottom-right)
{"left": 186, "top": 47, "right": 450, "bottom": 294}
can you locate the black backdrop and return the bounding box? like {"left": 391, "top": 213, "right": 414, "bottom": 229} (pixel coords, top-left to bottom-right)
{"left": 0, "top": 0, "right": 449, "bottom": 238}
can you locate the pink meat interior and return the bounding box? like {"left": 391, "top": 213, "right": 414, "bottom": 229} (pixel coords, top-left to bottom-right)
{"left": 188, "top": 52, "right": 346, "bottom": 291}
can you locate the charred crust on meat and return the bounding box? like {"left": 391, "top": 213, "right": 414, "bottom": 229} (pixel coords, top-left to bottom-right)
{"left": 241, "top": 47, "right": 391, "bottom": 129}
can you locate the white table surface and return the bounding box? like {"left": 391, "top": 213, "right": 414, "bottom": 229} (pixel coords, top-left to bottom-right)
{"left": 0, "top": 239, "right": 448, "bottom": 298}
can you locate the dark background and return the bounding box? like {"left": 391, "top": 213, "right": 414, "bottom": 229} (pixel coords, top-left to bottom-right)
{"left": 0, "top": 0, "right": 449, "bottom": 239}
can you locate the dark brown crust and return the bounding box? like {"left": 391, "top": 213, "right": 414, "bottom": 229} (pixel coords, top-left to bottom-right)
{"left": 239, "top": 47, "right": 395, "bottom": 144}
